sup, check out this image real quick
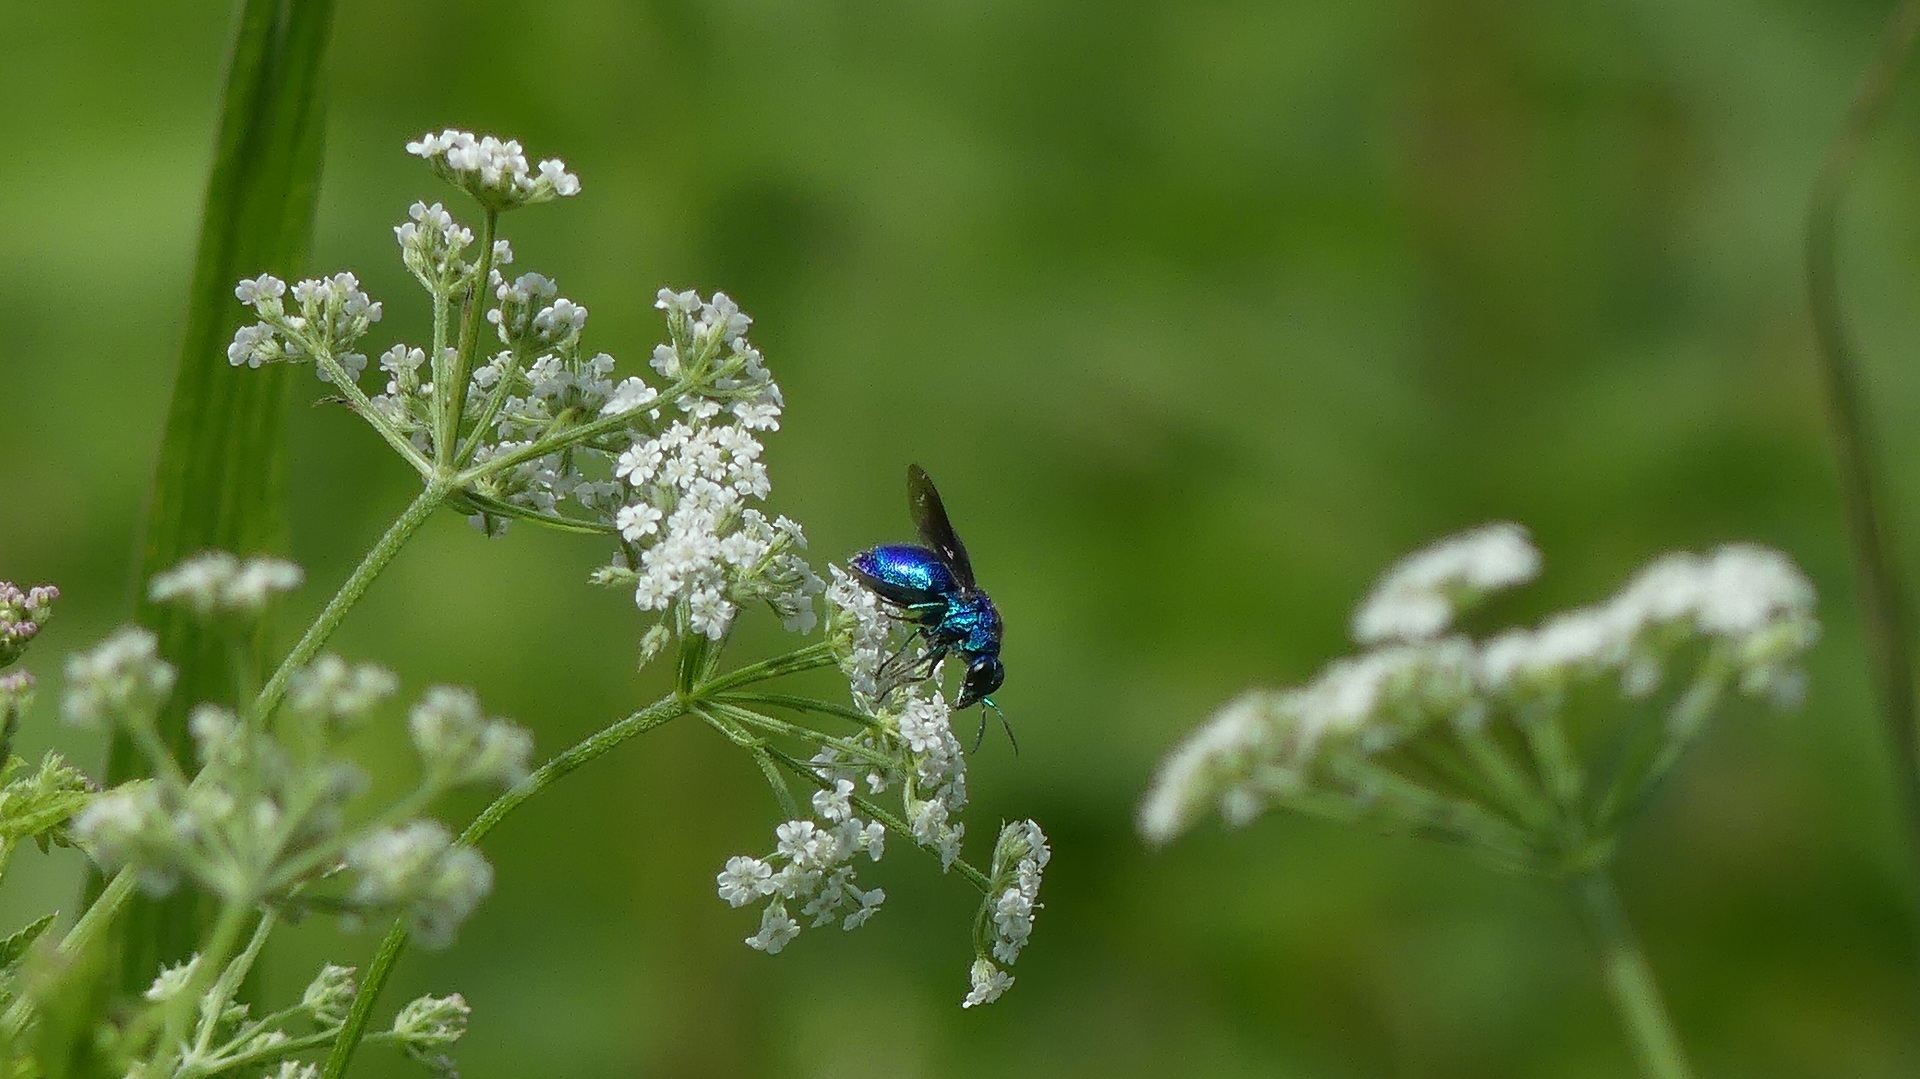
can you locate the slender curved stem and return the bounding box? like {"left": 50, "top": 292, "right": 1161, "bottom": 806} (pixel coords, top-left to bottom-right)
{"left": 437, "top": 210, "right": 497, "bottom": 468}
{"left": 320, "top": 693, "right": 686, "bottom": 1079}
{"left": 1569, "top": 871, "right": 1696, "bottom": 1079}
{"left": 1807, "top": 0, "right": 1920, "bottom": 906}
{"left": 254, "top": 482, "right": 449, "bottom": 722}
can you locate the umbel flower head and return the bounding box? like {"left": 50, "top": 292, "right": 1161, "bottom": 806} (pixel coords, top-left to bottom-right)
{"left": 709, "top": 570, "right": 1049, "bottom": 1008}
{"left": 1139, "top": 525, "right": 1819, "bottom": 875}
{"left": 67, "top": 553, "right": 528, "bottom": 947}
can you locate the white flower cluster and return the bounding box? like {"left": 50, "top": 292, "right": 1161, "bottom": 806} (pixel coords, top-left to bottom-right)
{"left": 345, "top": 821, "right": 493, "bottom": 949}
{"left": 389, "top": 992, "right": 471, "bottom": 1076}
{"left": 1352, "top": 522, "right": 1540, "bottom": 644}
{"left": 0, "top": 581, "right": 56, "bottom": 668}
{"left": 66, "top": 560, "right": 527, "bottom": 948}
{"left": 716, "top": 805, "right": 888, "bottom": 956}
{"left": 60, "top": 627, "right": 176, "bottom": 730}
{"left": 405, "top": 129, "right": 580, "bottom": 210}
{"left": 396, "top": 199, "right": 511, "bottom": 292}
{"left": 148, "top": 551, "right": 303, "bottom": 616}
{"left": 821, "top": 569, "right": 972, "bottom": 862}
{"left": 1480, "top": 544, "right": 1818, "bottom": 706}
{"left": 592, "top": 289, "right": 820, "bottom": 638}
{"left": 453, "top": 270, "right": 639, "bottom": 523}
{"left": 407, "top": 686, "right": 534, "bottom": 789}
{"left": 1140, "top": 526, "right": 1820, "bottom": 848}
{"left": 964, "top": 819, "right": 1050, "bottom": 1007}
{"left": 227, "top": 271, "right": 383, "bottom": 382}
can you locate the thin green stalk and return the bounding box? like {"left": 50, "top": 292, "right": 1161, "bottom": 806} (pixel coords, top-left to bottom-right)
{"left": 437, "top": 210, "right": 497, "bottom": 467}
{"left": 320, "top": 693, "right": 686, "bottom": 1079}
{"left": 191, "top": 909, "right": 276, "bottom": 1058}
{"left": 1806, "top": 0, "right": 1920, "bottom": 909}
{"left": 253, "top": 482, "right": 449, "bottom": 722}
{"left": 717, "top": 691, "right": 879, "bottom": 727}
{"left": 212, "top": 1027, "right": 398, "bottom": 1077}
{"left": 1454, "top": 724, "right": 1555, "bottom": 832}
{"left": 1569, "top": 871, "right": 1696, "bottom": 1079}
{"left": 694, "top": 643, "right": 836, "bottom": 696}
{"left": 151, "top": 901, "right": 253, "bottom": 1057}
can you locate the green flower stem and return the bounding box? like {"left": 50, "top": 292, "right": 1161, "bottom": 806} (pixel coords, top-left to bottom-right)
{"left": 253, "top": 481, "right": 450, "bottom": 723}
{"left": 1335, "top": 758, "right": 1538, "bottom": 865}
{"left": 0, "top": 868, "right": 137, "bottom": 1042}
{"left": 1454, "top": 724, "right": 1555, "bottom": 832}
{"left": 437, "top": 209, "right": 497, "bottom": 468}
{"left": 1596, "top": 674, "right": 1726, "bottom": 834}
{"left": 152, "top": 900, "right": 254, "bottom": 1057}
{"left": 312, "top": 350, "right": 434, "bottom": 477}
{"left": 1520, "top": 710, "right": 1586, "bottom": 812}
{"left": 694, "top": 642, "right": 836, "bottom": 696}
{"left": 706, "top": 699, "right": 894, "bottom": 770}
{"left": 718, "top": 691, "right": 880, "bottom": 727}
{"left": 1569, "top": 870, "right": 1697, "bottom": 1079}
{"left": 447, "top": 370, "right": 705, "bottom": 486}
{"left": 211, "top": 1028, "right": 398, "bottom": 1077}
{"left": 321, "top": 692, "right": 686, "bottom": 1079}
{"left": 191, "top": 908, "right": 276, "bottom": 1058}
{"left": 1807, "top": 0, "right": 1920, "bottom": 910}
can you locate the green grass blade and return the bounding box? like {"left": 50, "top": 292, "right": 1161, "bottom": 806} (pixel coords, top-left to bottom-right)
{"left": 107, "top": 0, "right": 337, "bottom": 993}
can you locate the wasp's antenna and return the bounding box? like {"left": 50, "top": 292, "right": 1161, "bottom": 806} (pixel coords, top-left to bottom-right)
{"left": 971, "top": 699, "right": 1016, "bottom": 755}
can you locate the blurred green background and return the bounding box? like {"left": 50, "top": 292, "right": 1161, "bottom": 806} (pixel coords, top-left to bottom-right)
{"left": 5, "top": 0, "right": 1920, "bottom": 1075}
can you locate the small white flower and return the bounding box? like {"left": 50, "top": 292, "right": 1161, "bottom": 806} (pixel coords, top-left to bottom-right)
{"left": 745, "top": 902, "right": 800, "bottom": 954}
{"left": 601, "top": 376, "right": 659, "bottom": 416}
{"left": 811, "top": 779, "right": 856, "bottom": 823}
{"left": 615, "top": 502, "right": 664, "bottom": 541}
{"left": 716, "top": 856, "right": 777, "bottom": 907}
{"left": 962, "top": 958, "right": 1013, "bottom": 1008}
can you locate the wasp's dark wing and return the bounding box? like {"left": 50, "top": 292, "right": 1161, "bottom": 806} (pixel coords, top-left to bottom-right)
{"left": 908, "top": 464, "right": 975, "bottom": 588}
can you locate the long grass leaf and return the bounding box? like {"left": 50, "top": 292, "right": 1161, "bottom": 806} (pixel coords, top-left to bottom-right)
{"left": 107, "top": 0, "right": 337, "bottom": 993}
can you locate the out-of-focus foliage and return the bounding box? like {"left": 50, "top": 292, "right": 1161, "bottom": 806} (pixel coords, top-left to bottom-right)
{"left": 3, "top": 1, "right": 1918, "bottom": 1076}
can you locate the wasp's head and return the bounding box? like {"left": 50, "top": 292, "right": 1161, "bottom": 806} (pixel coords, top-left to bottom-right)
{"left": 956, "top": 654, "right": 1005, "bottom": 710}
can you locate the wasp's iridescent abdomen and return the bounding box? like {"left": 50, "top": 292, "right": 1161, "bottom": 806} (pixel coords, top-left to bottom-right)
{"left": 850, "top": 544, "right": 957, "bottom": 608}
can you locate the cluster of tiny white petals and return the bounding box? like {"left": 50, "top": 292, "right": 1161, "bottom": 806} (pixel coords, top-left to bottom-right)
{"left": 825, "top": 566, "right": 894, "bottom": 700}
{"left": 1478, "top": 544, "right": 1818, "bottom": 705}
{"left": 395, "top": 200, "right": 499, "bottom": 289}
{"left": 598, "top": 289, "right": 819, "bottom": 637}
{"left": 1352, "top": 522, "right": 1540, "bottom": 645}
{"left": 819, "top": 573, "right": 971, "bottom": 863}
{"left": 60, "top": 627, "right": 176, "bottom": 730}
{"left": 227, "top": 272, "right": 382, "bottom": 381}
{"left": 964, "top": 957, "right": 1015, "bottom": 1008}
{"left": 407, "top": 686, "right": 534, "bottom": 788}
{"left": 65, "top": 561, "right": 525, "bottom": 953}
{"left": 0, "top": 582, "right": 57, "bottom": 668}
{"left": 977, "top": 818, "right": 1049, "bottom": 975}
{"left": 960, "top": 817, "right": 1052, "bottom": 1006}
{"left": 345, "top": 821, "right": 495, "bottom": 949}
{"left": 1141, "top": 528, "right": 1820, "bottom": 847}
{"left": 406, "top": 129, "right": 580, "bottom": 209}
{"left": 285, "top": 655, "right": 400, "bottom": 728}
{"left": 719, "top": 808, "right": 888, "bottom": 955}
{"left": 148, "top": 551, "right": 303, "bottom": 615}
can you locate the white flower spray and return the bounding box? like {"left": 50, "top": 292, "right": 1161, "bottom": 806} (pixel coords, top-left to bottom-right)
{"left": 0, "top": 124, "right": 1051, "bottom": 1079}
{"left": 1140, "top": 523, "right": 1819, "bottom": 1077}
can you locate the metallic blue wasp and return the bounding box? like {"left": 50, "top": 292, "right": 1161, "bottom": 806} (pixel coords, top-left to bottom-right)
{"left": 850, "top": 465, "right": 1011, "bottom": 748}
